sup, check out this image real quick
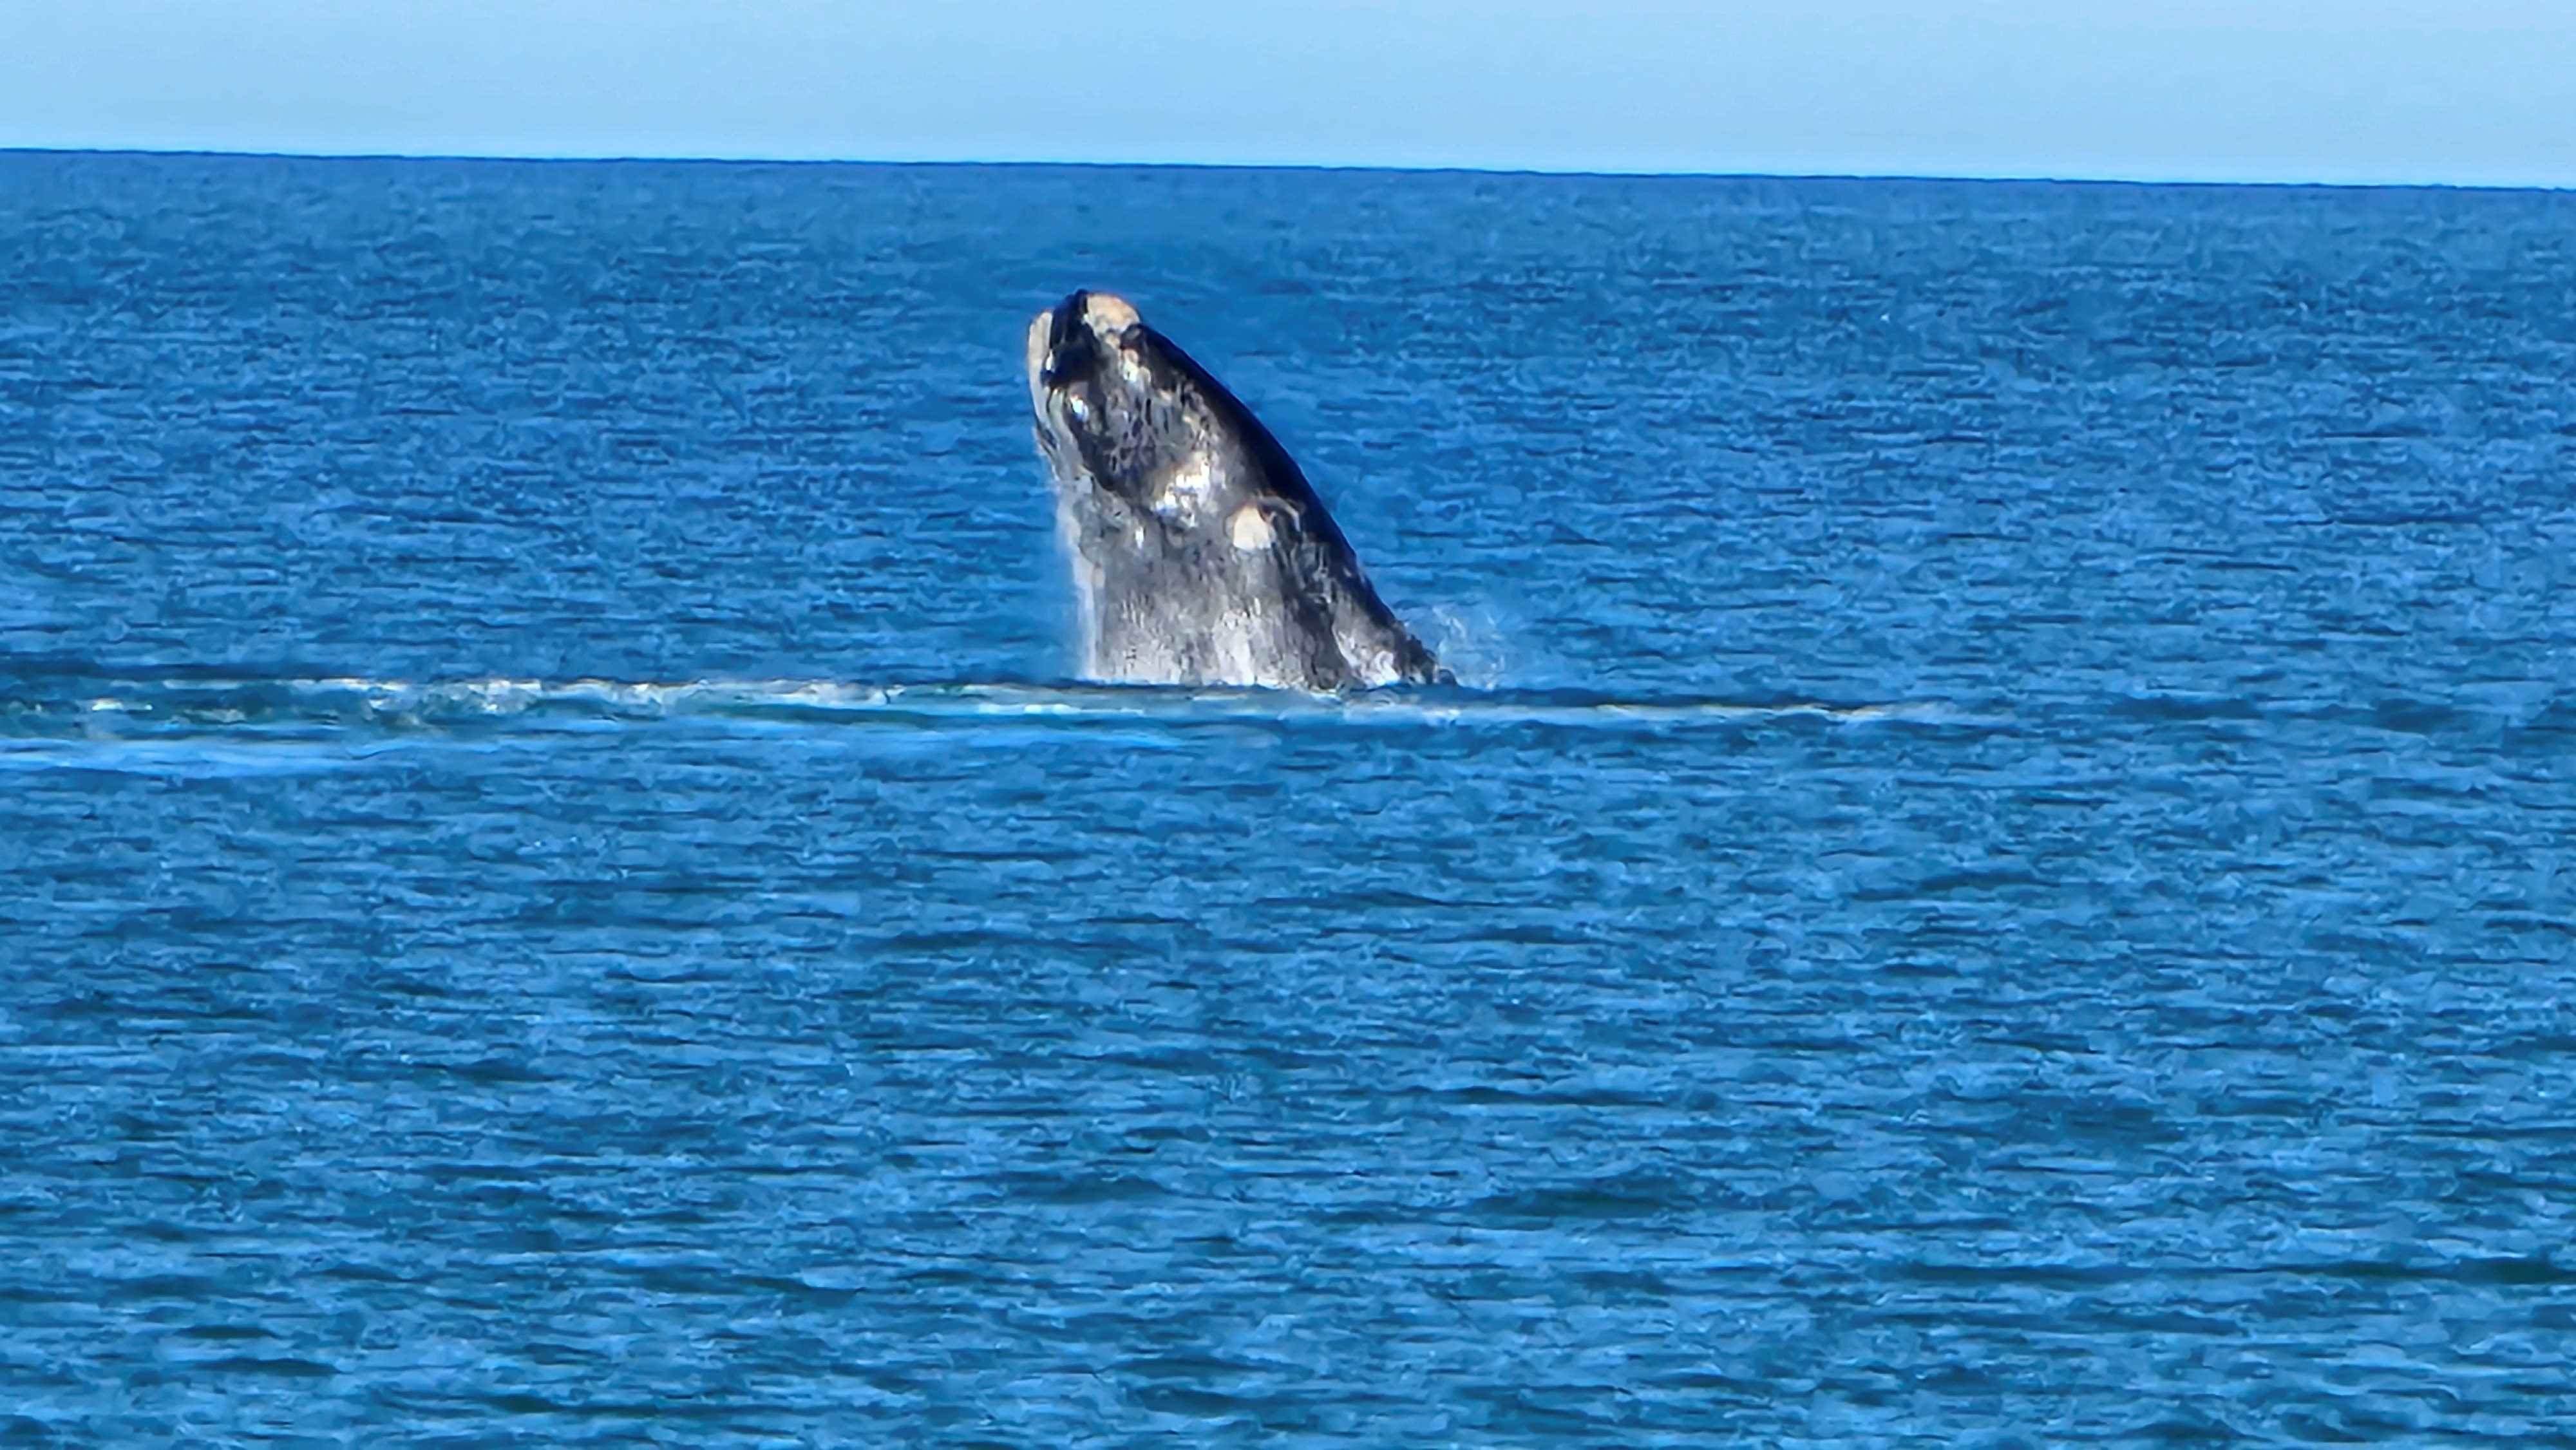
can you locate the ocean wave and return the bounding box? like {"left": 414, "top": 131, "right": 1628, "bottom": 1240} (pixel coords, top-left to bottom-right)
{"left": 0, "top": 671, "right": 1960, "bottom": 742}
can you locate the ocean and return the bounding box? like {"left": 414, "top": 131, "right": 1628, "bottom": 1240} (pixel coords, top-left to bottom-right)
{"left": 3, "top": 151, "right": 2574, "bottom": 1444}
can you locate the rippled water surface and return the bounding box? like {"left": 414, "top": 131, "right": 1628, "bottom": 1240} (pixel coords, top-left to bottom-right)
{"left": 5, "top": 153, "right": 2576, "bottom": 1445}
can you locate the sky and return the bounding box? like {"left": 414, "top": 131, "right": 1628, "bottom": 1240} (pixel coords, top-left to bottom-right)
{"left": 3, "top": 0, "right": 2573, "bottom": 187}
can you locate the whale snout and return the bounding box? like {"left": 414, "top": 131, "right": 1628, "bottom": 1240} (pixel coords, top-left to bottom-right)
{"left": 1029, "top": 290, "right": 1144, "bottom": 391}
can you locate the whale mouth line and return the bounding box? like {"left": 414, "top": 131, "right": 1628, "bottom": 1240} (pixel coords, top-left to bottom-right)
{"left": 1036, "top": 331, "right": 1094, "bottom": 391}
{"left": 1026, "top": 295, "right": 1112, "bottom": 478}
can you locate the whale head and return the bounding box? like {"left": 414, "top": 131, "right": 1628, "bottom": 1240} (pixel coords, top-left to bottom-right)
{"left": 1025, "top": 289, "right": 1285, "bottom": 529}
{"left": 1022, "top": 289, "right": 1444, "bottom": 692}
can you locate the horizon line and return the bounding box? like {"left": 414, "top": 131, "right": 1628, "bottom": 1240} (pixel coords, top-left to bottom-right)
{"left": 5, "top": 144, "right": 2571, "bottom": 196}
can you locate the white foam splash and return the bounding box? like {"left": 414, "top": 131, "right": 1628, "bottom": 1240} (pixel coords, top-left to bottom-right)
{"left": 1419, "top": 601, "right": 1515, "bottom": 691}
{"left": 45, "top": 674, "right": 1969, "bottom": 736}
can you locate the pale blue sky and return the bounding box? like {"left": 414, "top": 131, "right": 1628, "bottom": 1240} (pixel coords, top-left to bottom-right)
{"left": 4, "top": 1, "right": 2572, "bottom": 186}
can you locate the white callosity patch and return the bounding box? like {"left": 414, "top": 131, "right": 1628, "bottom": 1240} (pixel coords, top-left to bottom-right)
{"left": 1083, "top": 294, "right": 1159, "bottom": 397}
{"left": 1155, "top": 454, "right": 1219, "bottom": 520}
{"left": 1110, "top": 346, "right": 1152, "bottom": 396}
{"left": 1228, "top": 504, "right": 1275, "bottom": 552}
{"left": 1080, "top": 293, "right": 1141, "bottom": 335}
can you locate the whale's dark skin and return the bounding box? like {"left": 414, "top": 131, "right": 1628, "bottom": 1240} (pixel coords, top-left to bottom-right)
{"left": 1025, "top": 290, "right": 1443, "bottom": 691}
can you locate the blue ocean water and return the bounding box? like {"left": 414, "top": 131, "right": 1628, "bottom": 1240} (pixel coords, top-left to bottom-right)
{"left": 3, "top": 150, "right": 2575, "bottom": 1444}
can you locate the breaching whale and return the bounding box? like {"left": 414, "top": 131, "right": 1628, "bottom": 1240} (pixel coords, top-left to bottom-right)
{"left": 1025, "top": 290, "right": 1443, "bottom": 692}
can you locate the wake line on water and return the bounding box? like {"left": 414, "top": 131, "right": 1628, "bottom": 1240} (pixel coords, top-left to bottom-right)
{"left": 3, "top": 674, "right": 1964, "bottom": 739}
